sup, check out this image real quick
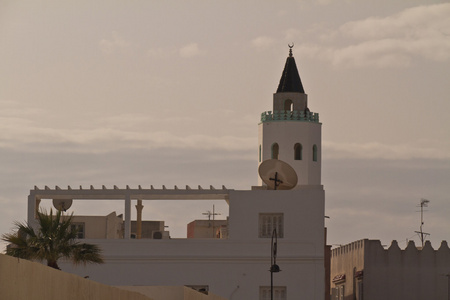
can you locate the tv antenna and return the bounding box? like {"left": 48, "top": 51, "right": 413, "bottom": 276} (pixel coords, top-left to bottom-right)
{"left": 414, "top": 198, "right": 430, "bottom": 247}
{"left": 202, "top": 205, "right": 221, "bottom": 238}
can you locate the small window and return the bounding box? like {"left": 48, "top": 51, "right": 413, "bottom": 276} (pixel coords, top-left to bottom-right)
{"left": 259, "top": 145, "right": 262, "bottom": 162}
{"left": 71, "top": 223, "right": 85, "bottom": 239}
{"left": 260, "top": 286, "right": 286, "bottom": 300}
{"left": 271, "top": 143, "right": 279, "bottom": 160}
{"left": 259, "top": 213, "right": 284, "bottom": 238}
{"left": 284, "top": 99, "right": 293, "bottom": 111}
{"left": 313, "top": 144, "right": 318, "bottom": 162}
{"left": 294, "top": 143, "right": 302, "bottom": 160}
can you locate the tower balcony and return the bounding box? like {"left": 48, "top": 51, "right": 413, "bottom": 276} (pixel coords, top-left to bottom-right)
{"left": 260, "top": 110, "right": 320, "bottom": 123}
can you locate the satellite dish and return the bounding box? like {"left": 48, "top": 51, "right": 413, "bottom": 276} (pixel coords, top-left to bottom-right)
{"left": 258, "top": 159, "right": 298, "bottom": 190}
{"left": 52, "top": 199, "right": 73, "bottom": 211}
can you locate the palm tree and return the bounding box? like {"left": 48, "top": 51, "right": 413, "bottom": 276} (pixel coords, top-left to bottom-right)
{"left": 2, "top": 209, "right": 104, "bottom": 270}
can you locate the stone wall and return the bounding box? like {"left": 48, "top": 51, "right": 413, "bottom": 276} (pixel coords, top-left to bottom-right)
{"left": 0, "top": 254, "right": 226, "bottom": 300}
{"left": 0, "top": 254, "right": 153, "bottom": 300}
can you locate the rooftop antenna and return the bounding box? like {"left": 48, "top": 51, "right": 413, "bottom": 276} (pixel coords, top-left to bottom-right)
{"left": 202, "top": 205, "right": 221, "bottom": 238}
{"left": 414, "top": 198, "right": 430, "bottom": 247}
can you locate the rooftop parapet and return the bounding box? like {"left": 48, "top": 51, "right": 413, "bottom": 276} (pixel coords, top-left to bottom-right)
{"left": 331, "top": 239, "right": 450, "bottom": 257}
{"left": 260, "top": 110, "right": 320, "bottom": 123}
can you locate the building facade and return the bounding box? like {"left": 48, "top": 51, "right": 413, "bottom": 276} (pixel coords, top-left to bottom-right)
{"left": 70, "top": 212, "right": 168, "bottom": 239}
{"left": 27, "top": 48, "right": 326, "bottom": 300}
{"left": 330, "top": 239, "right": 450, "bottom": 300}
{"left": 187, "top": 219, "right": 228, "bottom": 239}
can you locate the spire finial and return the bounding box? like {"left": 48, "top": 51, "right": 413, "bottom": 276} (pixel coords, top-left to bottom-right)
{"left": 288, "top": 43, "right": 294, "bottom": 57}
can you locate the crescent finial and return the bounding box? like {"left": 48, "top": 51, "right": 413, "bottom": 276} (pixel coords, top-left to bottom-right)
{"left": 288, "top": 43, "right": 294, "bottom": 57}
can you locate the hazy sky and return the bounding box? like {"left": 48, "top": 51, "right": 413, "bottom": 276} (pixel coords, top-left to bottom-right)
{"left": 1, "top": 0, "right": 450, "bottom": 251}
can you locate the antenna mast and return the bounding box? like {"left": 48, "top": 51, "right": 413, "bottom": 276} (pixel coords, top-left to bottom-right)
{"left": 414, "top": 198, "right": 430, "bottom": 247}
{"left": 202, "top": 205, "right": 221, "bottom": 238}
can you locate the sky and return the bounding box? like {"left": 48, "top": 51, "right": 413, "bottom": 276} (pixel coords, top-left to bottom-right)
{"left": 1, "top": 0, "right": 450, "bottom": 251}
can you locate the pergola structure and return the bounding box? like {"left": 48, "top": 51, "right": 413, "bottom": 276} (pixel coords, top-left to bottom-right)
{"left": 28, "top": 185, "right": 232, "bottom": 239}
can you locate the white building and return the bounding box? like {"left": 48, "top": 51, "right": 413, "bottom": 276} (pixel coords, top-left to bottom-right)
{"left": 27, "top": 47, "right": 325, "bottom": 300}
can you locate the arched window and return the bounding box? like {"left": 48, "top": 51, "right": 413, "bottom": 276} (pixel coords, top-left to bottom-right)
{"left": 294, "top": 143, "right": 302, "bottom": 160}
{"left": 284, "top": 99, "right": 293, "bottom": 111}
{"left": 259, "top": 145, "right": 262, "bottom": 162}
{"left": 312, "top": 144, "right": 318, "bottom": 162}
{"left": 271, "top": 143, "right": 279, "bottom": 160}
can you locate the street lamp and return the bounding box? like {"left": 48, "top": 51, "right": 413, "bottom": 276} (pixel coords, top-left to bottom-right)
{"left": 270, "top": 228, "right": 281, "bottom": 300}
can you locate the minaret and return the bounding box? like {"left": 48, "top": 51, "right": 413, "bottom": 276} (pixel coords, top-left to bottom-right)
{"left": 258, "top": 45, "right": 322, "bottom": 187}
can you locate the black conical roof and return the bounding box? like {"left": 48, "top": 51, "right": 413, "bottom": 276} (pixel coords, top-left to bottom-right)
{"left": 276, "top": 50, "right": 305, "bottom": 93}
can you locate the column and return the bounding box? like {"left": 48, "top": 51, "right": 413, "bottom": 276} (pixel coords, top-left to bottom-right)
{"left": 124, "top": 195, "right": 131, "bottom": 239}
{"left": 27, "top": 195, "right": 39, "bottom": 230}
{"left": 135, "top": 200, "right": 144, "bottom": 239}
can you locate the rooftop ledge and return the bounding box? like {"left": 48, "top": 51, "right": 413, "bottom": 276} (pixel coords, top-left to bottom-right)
{"left": 260, "top": 110, "right": 320, "bottom": 123}
{"left": 29, "top": 185, "right": 233, "bottom": 201}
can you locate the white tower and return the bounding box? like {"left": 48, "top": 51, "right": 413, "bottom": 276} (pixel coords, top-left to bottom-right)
{"left": 258, "top": 46, "right": 322, "bottom": 187}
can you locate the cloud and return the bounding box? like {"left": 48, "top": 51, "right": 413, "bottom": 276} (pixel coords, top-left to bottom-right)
{"left": 251, "top": 36, "right": 275, "bottom": 49}
{"left": 147, "top": 47, "right": 168, "bottom": 59}
{"left": 324, "top": 140, "right": 450, "bottom": 160}
{"left": 99, "top": 31, "right": 132, "bottom": 55}
{"left": 0, "top": 100, "right": 447, "bottom": 160}
{"left": 288, "top": 3, "right": 450, "bottom": 68}
{"left": 337, "top": 3, "right": 450, "bottom": 63}
{"left": 0, "top": 100, "right": 255, "bottom": 154}
{"left": 179, "top": 43, "right": 203, "bottom": 58}
{"left": 147, "top": 43, "right": 204, "bottom": 59}
{"left": 0, "top": 124, "right": 254, "bottom": 154}
{"left": 340, "top": 4, "right": 450, "bottom": 41}
{"left": 0, "top": 116, "right": 254, "bottom": 155}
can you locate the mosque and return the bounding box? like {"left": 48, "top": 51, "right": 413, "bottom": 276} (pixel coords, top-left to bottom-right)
{"left": 27, "top": 47, "right": 326, "bottom": 300}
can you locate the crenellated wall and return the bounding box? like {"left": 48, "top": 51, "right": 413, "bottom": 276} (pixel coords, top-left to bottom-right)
{"left": 330, "top": 239, "right": 450, "bottom": 300}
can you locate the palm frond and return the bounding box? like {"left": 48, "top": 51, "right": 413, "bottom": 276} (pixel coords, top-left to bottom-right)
{"left": 71, "top": 243, "right": 104, "bottom": 265}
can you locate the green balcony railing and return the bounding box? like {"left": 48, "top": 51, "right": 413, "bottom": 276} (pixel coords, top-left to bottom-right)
{"left": 260, "top": 110, "right": 320, "bottom": 123}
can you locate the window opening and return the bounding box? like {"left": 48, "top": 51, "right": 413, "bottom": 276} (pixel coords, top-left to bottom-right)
{"left": 284, "top": 99, "right": 293, "bottom": 111}
{"left": 313, "top": 144, "right": 318, "bottom": 162}
{"left": 294, "top": 143, "right": 302, "bottom": 160}
{"left": 259, "top": 213, "right": 284, "bottom": 238}
{"left": 259, "top": 145, "right": 262, "bottom": 162}
{"left": 71, "top": 223, "right": 85, "bottom": 239}
{"left": 271, "top": 143, "right": 279, "bottom": 160}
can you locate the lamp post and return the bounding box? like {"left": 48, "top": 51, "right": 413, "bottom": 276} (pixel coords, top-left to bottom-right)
{"left": 270, "top": 228, "right": 281, "bottom": 300}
